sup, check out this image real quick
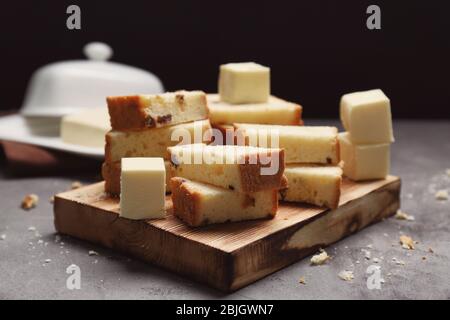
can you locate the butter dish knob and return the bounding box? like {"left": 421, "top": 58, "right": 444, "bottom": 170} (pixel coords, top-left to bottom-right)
{"left": 83, "top": 42, "right": 113, "bottom": 61}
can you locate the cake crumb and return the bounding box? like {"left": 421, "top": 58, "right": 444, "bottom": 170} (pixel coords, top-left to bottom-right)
{"left": 435, "top": 190, "right": 448, "bottom": 200}
{"left": 88, "top": 250, "right": 99, "bottom": 256}
{"left": 394, "top": 210, "right": 415, "bottom": 221}
{"left": 366, "top": 244, "right": 373, "bottom": 249}
{"left": 44, "top": 259, "right": 51, "bottom": 263}
{"left": 338, "top": 270, "right": 354, "bottom": 281}
{"left": 71, "top": 181, "right": 83, "bottom": 190}
{"left": 373, "top": 258, "right": 380, "bottom": 263}
{"left": 27, "top": 226, "right": 36, "bottom": 232}
{"left": 422, "top": 256, "right": 427, "bottom": 261}
{"left": 310, "top": 250, "right": 330, "bottom": 265}
{"left": 428, "top": 247, "right": 434, "bottom": 254}
{"left": 400, "top": 235, "right": 415, "bottom": 250}
{"left": 21, "top": 194, "right": 39, "bottom": 210}
{"left": 392, "top": 257, "right": 405, "bottom": 265}
{"left": 298, "top": 276, "right": 306, "bottom": 285}
{"left": 0, "top": 234, "right": 6, "bottom": 240}
{"left": 362, "top": 249, "right": 371, "bottom": 260}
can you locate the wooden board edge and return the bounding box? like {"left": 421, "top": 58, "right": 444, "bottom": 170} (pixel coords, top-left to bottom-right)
{"left": 227, "top": 177, "right": 401, "bottom": 291}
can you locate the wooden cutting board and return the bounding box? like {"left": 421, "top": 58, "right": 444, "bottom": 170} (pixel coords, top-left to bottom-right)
{"left": 54, "top": 175, "right": 400, "bottom": 292}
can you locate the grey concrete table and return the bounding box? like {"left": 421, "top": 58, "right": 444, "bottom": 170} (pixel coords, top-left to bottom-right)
{"left": 1, "top": 120, "right": 449, "bottom": 300}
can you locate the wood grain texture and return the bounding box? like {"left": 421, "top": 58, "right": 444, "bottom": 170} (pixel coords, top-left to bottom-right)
{"left": 53, "top": 176, "right": 400, "bottom": 292}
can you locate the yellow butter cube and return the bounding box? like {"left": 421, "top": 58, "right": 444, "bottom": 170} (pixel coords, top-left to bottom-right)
{"left": 340, "top": 89, "right": 394, "bottom": 144}
{"left": 219, "top": 62, "right": 270, "bottom": 104}
{"left": 120, "top": 158, "right": 166, "bottom": 220}
{"left": 338, "top": 132, "right": 390, "bottom": 181}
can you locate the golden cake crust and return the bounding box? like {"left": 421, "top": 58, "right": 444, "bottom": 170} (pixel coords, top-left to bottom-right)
{"left": 170, "top": 177, "right": 201, "bottom": 226}
{"left": 238, "top": 151, "right": 286, "bottom": 193}
{"left": 107, "top": 96, "right": 148, "bottom": 130}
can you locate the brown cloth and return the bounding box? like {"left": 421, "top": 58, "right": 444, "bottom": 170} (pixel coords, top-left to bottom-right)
{"left": 0, "top": 140, "right": 103, "bottom": 177}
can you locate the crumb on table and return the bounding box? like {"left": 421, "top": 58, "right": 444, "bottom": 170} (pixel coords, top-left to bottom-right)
{"left": 21, "top": 194, "right": 39, "bottom": 210}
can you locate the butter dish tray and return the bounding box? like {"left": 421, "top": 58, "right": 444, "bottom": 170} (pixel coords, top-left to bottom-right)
{"left": 0, "top": 114, "right": 103, "bottom": 159}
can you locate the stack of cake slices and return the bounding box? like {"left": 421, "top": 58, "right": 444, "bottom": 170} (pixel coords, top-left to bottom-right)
{"left": 101, "top": 91, "right": 212, "bottom": 196}
{"left": 232, "top": 123, "right": 343, "bottom": 209}
{"left": 168, "top": 143, "right": 287, "bottom": 226}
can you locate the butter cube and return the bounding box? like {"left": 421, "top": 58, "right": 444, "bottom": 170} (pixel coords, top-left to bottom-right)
{"left": 219, "top": 62, "right": 270, "bottom": 104}
{"left": 338, "top": 132, "right": 390, "bottom": 181}
{"left": 120, "top": 158, "right": 166, "bottom": 220}
{"left": 340, "top": 89, "right": 394, "bottom": 144}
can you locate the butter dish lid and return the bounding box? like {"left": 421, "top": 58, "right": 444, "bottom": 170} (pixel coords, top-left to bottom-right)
{"left": 21, "top": 42, "right": 164, "bottom": 118}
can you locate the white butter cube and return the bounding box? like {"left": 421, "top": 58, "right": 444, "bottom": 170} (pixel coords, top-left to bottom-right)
{"left": 219, "top": 62, "right": 270, "bottom": 104}
{"left": 340, "top": 89, "right": 394, "bottom": 144}
{"left": 120, "top": 158, "right": 166, "bottom": 220}
{"left": 338, "top": 132, "right": 390, "bottom": 181}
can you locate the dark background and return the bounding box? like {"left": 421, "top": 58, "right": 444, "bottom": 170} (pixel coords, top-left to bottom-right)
{"left": 0, "top": 0, "right": 449, "bottom": 118}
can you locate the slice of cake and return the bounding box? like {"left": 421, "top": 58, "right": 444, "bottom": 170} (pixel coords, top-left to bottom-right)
{"left": 168, "top": 144, "right": 285, "bottom": 193}
{"left": 102, "top": 160, "right": 172, "bottom": 196}
{"left": 170, "top": 177, "right": 278, "bottom": 227}
{"left": 207, "top": 94, "right": 303, "bottom": 126}
{"left": 107, "top": 90, "right": 209, "bottom": 130}
{"left": 233, "top": 123, "right": 339, "bottom": 164}
{"left": 105, "top": 119, "right": 212, "bottom": 162}
{"left": 280, "top": 165, "right": 343, "bottom": 209}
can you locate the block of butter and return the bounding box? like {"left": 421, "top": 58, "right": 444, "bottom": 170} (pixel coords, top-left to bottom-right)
{"left": 120, "top": 158, "right": 166, "bottom": 220}
{"left": 219, "top": 62, "right": 270, "bottom": 104}
{"left": 61, "top": 107, "right": 110, "bottom": 148}
{"left": 340, "top": 89, "right": 394, "bottom": 144}
{"left": 338, "top": 132, "right": 390, "bottom": 181}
